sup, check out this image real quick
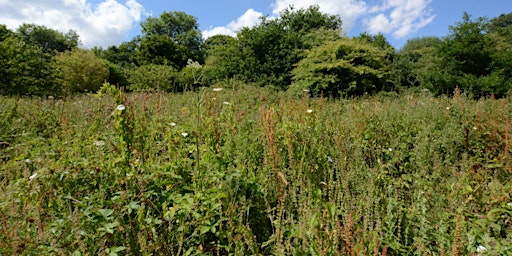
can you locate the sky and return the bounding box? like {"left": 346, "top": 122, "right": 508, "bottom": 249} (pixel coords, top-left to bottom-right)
{"left": 0, "top": 0, "right": 510, "bottom": 49}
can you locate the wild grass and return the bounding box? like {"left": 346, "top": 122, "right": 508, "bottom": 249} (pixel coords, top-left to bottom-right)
{"left": 0, "top": 84, "right": 511, "bottom": 255}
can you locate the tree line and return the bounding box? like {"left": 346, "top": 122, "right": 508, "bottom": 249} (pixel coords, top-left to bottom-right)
{"left": 1, "top": 6, "right": 511, "bottom": 98}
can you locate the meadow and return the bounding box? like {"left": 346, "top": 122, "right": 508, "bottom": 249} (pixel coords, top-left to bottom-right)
{"left": 1, "top": 83, "right": 511, "bottom": 255}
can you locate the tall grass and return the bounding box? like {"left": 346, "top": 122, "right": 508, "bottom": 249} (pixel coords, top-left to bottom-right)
{"left": 0, "top": 84, "right": 511, "bottom": 255}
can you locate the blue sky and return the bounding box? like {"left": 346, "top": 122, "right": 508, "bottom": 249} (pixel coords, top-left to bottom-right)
{"left": 0, "top": 0, "right": 510, "bottom": 49}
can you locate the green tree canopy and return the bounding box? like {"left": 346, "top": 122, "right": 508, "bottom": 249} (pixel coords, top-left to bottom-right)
{"left": 0, "top": 24, "right": 13, "bottom": 42}
{"left": 17, "top": 24, "right": 79, "bottom": 54}
{"left": 236, "top": 5, "right": 342, "bottom": 88}
{"left": 290, "top": 37, "right": 394, "bottom": 97}
{"left": 139, "top": 11, "right": 203, "bottom": 68}
{"left": 0, "top": 36, "right": 58, "bottom": 95}
{"left": 54, "top": 49, "right": 109, "bottom": 94}
{"left": 436, "top": 13, "right": 511, "bottom": 97}
{"left": 393, "top": 36, "right": 443, "bottom": 89}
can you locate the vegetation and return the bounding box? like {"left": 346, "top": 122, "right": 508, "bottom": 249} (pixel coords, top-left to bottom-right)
{"left": 1, "top": 85, "right": 512, "bottom": 255}
{"left": 1, "top": 5, "right": 512, "bottom": 255}
{"left": 1, "top": 7, "right": 511, "bottom": 97}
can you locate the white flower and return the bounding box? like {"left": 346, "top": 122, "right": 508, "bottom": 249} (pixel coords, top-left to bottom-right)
{"left": 25, "top": 158, "right": 32, "bottom": 164}
{"left": 476, "top": 245, "right": 487, "bottom": 253}
{"left": 327, "top": 156, "right": 333, "bottom": 163}
{"left": 306, "top": 109, "right": 313, "bottom": 113}
{"left": 388, "top": 148, "right": 393, "bottom": 152}
{"left": 223, "top": 102, "right": 230, "bottom": 105}
{"left": 213, "top": 88, "right": 223, "bottom": 92}
{"left": 181, "top": 132, "right": 188, "bottom": 137}
{"left": 303, "top": 89, "right": 310, "bottom": 93}
{"left": 117, "top": 104, "right": 126, "bottom": 111}
{"left": 170, "top": 122, "right": 176, "bottom": 127}
{"left": 473, "top": 126, "right": 477, "bottom": 130}
{"left": 29, "top": 173, "right": 37, "bottom": 180}
{"left": 93, "top": 141, "right": 105, "bottom": 147}
{"left": 446, "top": 106, "right": 450, "bottom": 110}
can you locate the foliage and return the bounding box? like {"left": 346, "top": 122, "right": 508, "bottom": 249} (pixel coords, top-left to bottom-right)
{"left": 53, "top": 49, "right": 110, "bottom": 94}
{"left": 139, "top": 11, "right": 203, "bottom": 68}
{"left": 436, "top": 13, "right": 512, "bottom": 97}
{"left": 17, "top": 23, "right": 79, "bottom": 54}
{"left": 393, "top": 36, "right": 443, "bottom": 89}
{"left": 127, "top": 64, "right": 180, "bottom": 92}
{"left": 137, "top": 35, "right": 182, "bottom": 66}
{"left": 291, "top": 37, "right": 395, "bottom": 97}
{"left": 234, "top": 5, "right": 342, "bottom": 88}
{"left": 0, "top": 36, "right": 59, "bottom": 96}
{"left": 0, "top": 24, "right": 13, "bottom": 42}
{"left": 202, "top": 35, "right": 249, "bottom": 84}
{"left": 1, "top": 87, "right": 512, "bottom": 255}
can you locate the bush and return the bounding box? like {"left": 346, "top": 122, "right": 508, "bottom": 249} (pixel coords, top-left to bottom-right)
{"left": 290, "top": 38, "right": 394, "bottom": 97}
{"left": 54, "top": 49, "right": 110, "bottom": 94}
{"left": 127, "top": 64, "right": 180, "bottom": 92}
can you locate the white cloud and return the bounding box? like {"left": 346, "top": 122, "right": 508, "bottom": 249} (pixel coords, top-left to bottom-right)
{"left": 365, "top": 0, "right": 435, "bottom": 38}
{"left": 203, "top": 8, "right": 263, "bottom": 38}
{"left": 204, "top": 0, "right": 434, "bottom": 41}
{"left": 0, "top": 0, "right": 146, "bottom": 48}
{"left": 271, "top": 0, "right": 368, "bottom": 32}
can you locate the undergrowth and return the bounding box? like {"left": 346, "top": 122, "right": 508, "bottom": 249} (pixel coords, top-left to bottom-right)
{"left": 0, "top": 84, "right": 511, "bottom": 255}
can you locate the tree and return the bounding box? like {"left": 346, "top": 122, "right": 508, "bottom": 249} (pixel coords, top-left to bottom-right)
{"left": 0, "top": 36, "right": 58, "bottom": 95}
{"left": 290, "top": 37, "right": 394, "bottom": 97}
{"left": 139, "top": 11, "right": 203, "bottom": 68}
{"left": 393, "top": 36, "right": 443, "bottom": 88}
{"left": 489, "top": 13, "right": 512, "bottom": 33}
{"left": 202, "top": 35, "right": 253, "bottom": 84}
{"left": 137, "top": 35, "right": 181, "bottom": 66}
{"left": 127, "top": 64, "right": 179, "bottom": 92}
{"left": 437, "top": 13, "right": 511, "bottom": 97}
{"left": 17, "top": 24, "right": 79, "bottom": 54}
{"left": 0, "top": 24, "right": 13, "bottom": 42}
{"left": 236, "top": 5, "right": 342, "bottom": 88}
{"left": 54, "top": 49, "right": 109, "bottom": 94}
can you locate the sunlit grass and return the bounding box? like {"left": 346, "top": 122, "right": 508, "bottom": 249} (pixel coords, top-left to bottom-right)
{"left": 0, "top": 85, "right": 511, "bottom": 255}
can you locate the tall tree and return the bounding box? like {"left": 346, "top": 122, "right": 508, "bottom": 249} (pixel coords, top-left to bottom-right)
{"left": 237, "top": 5, "right": 342, "bottom": 88}
{"left": 437, "top": 13, "right": 511, "bottom": 97}
{"left": 0, "top": 24, "right": 13, "bottom": 42}
{"left": 139, "top": 11, "right": 203, "bottom": 68}
{"left": 17, "top": 24, "right": 79, "bottom": 53}
{"left": 393, "top": 36, "right": 443, "bottom": 89}
{"left": 0, "top": 36, "right": 58, "bottom": 95}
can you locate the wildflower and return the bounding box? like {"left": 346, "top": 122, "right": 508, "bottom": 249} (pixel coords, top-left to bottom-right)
{"left": 25, "top": 158, "right": 32, "bottom": 164}
{"left": 117, "top": 104, "right": 126, "bottom": 111}
{"left": 223, "top": 102, "right": 230, "bottom": 105}
{"left": 446, "top": 106, "right": 450, "bottom": 110}
{"left": 186, "top": 59, "right": 202, "bottom": 69}
{"left": 476, "top": 245, "right": 487, "bottom": 253}
{"left": 473, "top": 126, "right": 477, "bottom": 130}
{"left": 306, "top": 109, "right": 313, "bottom": 113}
{"left": 181, "top": 132, "right": 188, "bottom": 137}
{"left": 29, "top": 173, "right": 37, "bottom": 180}
{"left": 327, "top": 156, "right": 333, "bottom": 163}
{"left": 93, "top": 141, "right": 105, "bottom": 147}
{"left": 170, "top": 122, "right": 176, "bottom": 127}
{"left": 213, "top": 88, "right": 223, "bottom": 92}
{"left": 388, "top": 148, "right": 393, "bottom": 152}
